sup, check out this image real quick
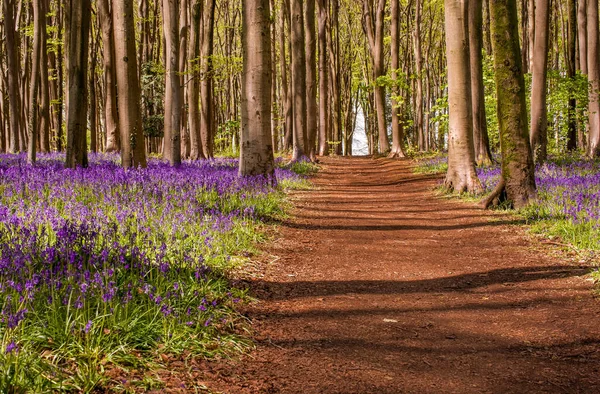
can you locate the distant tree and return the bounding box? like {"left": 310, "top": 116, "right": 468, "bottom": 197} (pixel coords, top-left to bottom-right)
{"left": 188, "top": 0, "right": 204, "bottom": 160}
{"left": 443, "top": 0, "right": 482, "bottom": 193}
{"left": 362, "top": 0, "right": 389, "bottom": 154}
{"left": 483, "top": 0, "right": 536, "bottom": 209}
{"left": 239, "top": 0, "right": 275, "bottom": 178}
{"left": 305, "top": 0, "right": 318, "bottom": 160}
{"left": 317, "top": 0, "right": 329, "bottom": 156}
{"left": 65, "top": 0, "right": 91, "bottom": 168}
{"left": 27, "top": 0, "right": 43, "bottom": 163}
{"left": 200, "top": 0, "right": 216, "bottom": 158}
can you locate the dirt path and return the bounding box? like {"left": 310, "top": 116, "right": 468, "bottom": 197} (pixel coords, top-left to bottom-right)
{"left": 203, "top": 156, "right": 600, "bottom": 393}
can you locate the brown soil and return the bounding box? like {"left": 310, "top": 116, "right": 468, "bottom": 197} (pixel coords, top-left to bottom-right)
{"left": 193, "top": 157, "right": 600, "bottom": 393}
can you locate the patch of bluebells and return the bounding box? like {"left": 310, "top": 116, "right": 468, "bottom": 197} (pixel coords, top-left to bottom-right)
{"left": 0, "top": 153, "right": 298, "bottom": 357}
{"left": 476, "top": 160, "right": 600, "bottom": 226}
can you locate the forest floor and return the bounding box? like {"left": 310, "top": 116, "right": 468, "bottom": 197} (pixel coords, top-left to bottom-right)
{"left": 160, "top": 156, "right": 600, "bottom": 393}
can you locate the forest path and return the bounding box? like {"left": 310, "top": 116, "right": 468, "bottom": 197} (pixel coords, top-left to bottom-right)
{"left": 202, "top": 156, "right": 600, "bottom": 393}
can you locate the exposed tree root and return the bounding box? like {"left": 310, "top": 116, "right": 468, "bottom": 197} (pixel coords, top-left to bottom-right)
{"left": 480, "top": 179, "right": 508, "bottom": 209}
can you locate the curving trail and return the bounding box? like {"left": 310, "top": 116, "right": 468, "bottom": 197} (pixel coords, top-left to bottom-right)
{"left": 202, "top": 156, "right": 600, "bottom": 393}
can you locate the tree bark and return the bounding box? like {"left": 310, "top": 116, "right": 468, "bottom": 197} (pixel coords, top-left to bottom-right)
{"left": 487, "top": 0, "right": 537, "bottom": 209}
{"left": 291, "top": 0, "right": 308, "bottom": 160}
{"left": 317, "top": 0, "right": 329, "bottom": 156}
{"left": 39, "top": 0, "right": 51, "bottom": 153}
{"left": 112, "top": 0, "right": 147, "bottom": 167}
{"left": 200, "top": 0, "right": 216, "bottom": 158}
{"left": 566, "top": 0, "right": 577, "bottom": 151}
{"left": 414, "top": 0, "right": 424, "bottom": 151}
{"left": 362, "top": 0, "right": 389, "bottom": 154}
{"left": 587, "top": 0, "right": 600, "bottom": 157}
{"left": 469, "top": 0, "right": 493, "bottom": 166}
{"left": 163, "top": 0, "right": 182, "bottom": 165}
{"left": 65, "top": 0, "right": 91, "bottom": 168}
{"left": 389, "top": 0, "right": 406, "bottom": 158}
{"left": 305, "top": 0, "right": 318, "bottom": 160}
{"left": 98, "top": 0, "right": 120, "bottom": 152}
{"left": 188, "top": 0, "right": 204, "bottom": 160}
{"left": 578, "top": 0, "right": 588, "bottom": 75}
{"left": 530, "top": 0, "right": 550, "bottom": 163}
{"left": 443, "top": 0, "right": 482, "bottom": 193}
{"left": 239, "top": 0, "right": 275, "bottom": 179}
{"left": 28, "top": 0, "right": 43, "bottom": 163}
{"left": 4, "top": 0, "right": 22, "bottom": 153}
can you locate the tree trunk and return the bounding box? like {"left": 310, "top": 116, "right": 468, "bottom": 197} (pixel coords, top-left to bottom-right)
{"left": 414, "top": 0, "right": 424, "bottom": 151}
{"left": 389, "top": 0, "right": 406, "bottom": 158}
{"left": 39, "top": 0, "right": 51, "bottom": 153}
{"left": 566, "top": 0, "right": 577, "bottom": 151}
{"left": 188, "top": 0, "right": 204, "bottom": 160}
{"left": 317, "top": 0, "right": 329, "bottom": 156}
{"left": 362, "top": 0, "right": 389, "bottom": 154}
{"left": 578, "top": 0, "right": 588, "bottom": 74}
{"left": 587, "top": 0, "right": 600, "bottom": 157}
{"left": 486, "top": 0, "right": 537, "bottom": 209}
{"left": 65, "top": 0, "right": 91, "bottom": 168}
{"left": 530, "top": 0, "right": 550, "bottom": 163}
{"left": 98, "top": 0, "right": 120, "bottom": 152}
{"left": 469, "top": 0, "right": 493, "bottom": 166}
{"left": 443, "top": 0, "right": 482, "bottom": 193}
{"left": 163, "top": 0, "right": 182, "bottom": 165}
{"left": 291, "top": 0, "right": 308, "bottom": 160}
{"left": 112, "top": 0, "right": 147, "bottom": 168}
{"left": 239, "top": 0, "right": 275, "bottom": 178}
{"left": 4, "top": 0, "right": 22, "bottom": 153}
{"left": 305, "top": 0, "right": 318, "bottom": 160}
{"left": 200, "top": 0, "right": 216, "bottom": 158}
{"left": 179, "top": 0, "right": 190, "bottom": 159}
{"left": 28, "top": 0, "right": 43, "bottom": 163}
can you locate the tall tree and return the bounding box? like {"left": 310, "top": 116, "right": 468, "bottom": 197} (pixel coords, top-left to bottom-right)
{"left": 443, "top": 0, "right": 482, "bottom": 193}
{"left": 239, "top": 0, "right": 275, "bottom": 178}
{"left": 112, "top": 0, "right": 147, "bottom": 168}
{"left": 484, "top": 0, "right": 536, "bottom": 209}
{"left": 317, "top": 0, "right": 329, "bottom": 156}
{"left": 362, "top": 0, "right": 389, "bottom": 154}
{"left": 469, "top": 0, "right": 493, "bottom": 166}
{"left": 530, "top": 0, "right": 550, "bottom": 162}
{"left": 566, "top": 0, "right": 577, "bottom": 151}
{"left": 3, "top": 0, "right": 22, "bottom": 153}
{"left": 389, "top": 0, "right": 406, "bottom": 158}
{"left": 27, "top": 0, "right": 43, "bottom": 163}
{"left": 98, "top": 0, "right": 120, "bottom": 152}
{"left": 291, "top": 0, "right": 308, "bottom": 160}
{"left": 413, "top": 0, "right": 424, "bottom": 151}
{"left": 163, "top": 0, "right": 182, "bottom": 165}
{"left": 188, "top": 0, "right": 204, "bottom": 160}
{"left": 200, "top": 0, "right": 216, "bottom": 158}
{"left": 65, "top": 0, "right": 91, "bottom": 168}
{"left": 305, "top": 0, "right": 318, "bottom": 160}
{"left": 587, "top": 0, "right": 600, "bottom": 157}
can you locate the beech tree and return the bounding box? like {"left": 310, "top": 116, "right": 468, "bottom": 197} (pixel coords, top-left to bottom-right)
{"left": 291, "top": 0, "right": 308, "bottom": 161}
{"left": 239, "top": 0, "right": 275, "bottom": 178}
{"left": 163, "top": 0, "right": 182, "bottom": 166}
{"left": 65, "top": 0, "right": 91, "bottom": 168}
{"left": 443, "top": 0, "right": 482, "bottom": 193}
{"left": 362, "top": 0, "right": 389, "bottom": 154}
{"left": 484, "top": 0, "right": 536, "bottom": 209}
{"left": 388, "top": 0, "right": 406, "bottom": 158}
{"left": 530, "top": 0, "right": 550, "bottom": 162}
{"left": 587, "top": 0, "right": 600, "bottom": 157}
{"left": 112, "top": 0, "right": 147, "bottom": 168}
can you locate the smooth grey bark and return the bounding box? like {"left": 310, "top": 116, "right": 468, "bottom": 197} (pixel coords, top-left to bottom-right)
{"left": 305, "top": 0, "right": 318, "bottom": 160}
{"left": 163, "top": 0, "right": 182, "bottom": 165}
{"left": 65, "top": 0, "right": 91, "bottom": 168}
{"left": 27, "top": 0, "right": 43, "bottom": 163}
{"left": 112, "top": 0, "right": 147, "bottom": 168}
{"left": 469, "top": 0, "right": 493, "bottom": 166}
{"left": 529, "top": 0, "right": 550, "bottom": 162}
{"left": 389, "top": 0, "right": 406, "bottom": 158}
{"left": 317, "top": 0, "right": 329, "bottom": 156}
{"left": 291, "top": 0, "right": 308, "bottom": 160}
{"left": 188, "top": 0, "right": 204, "bottom": 160}
{"left": 443, "top": 0, "right": 482, "bottom": 193}
{"left": 239, "top": 0, "right": 275, "bottom": 178}
{"left": 587, "top": 0, "right": 600, "bottom": 157}
{"left": 4, "top": 0, "right": 22, "bottom": 153}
